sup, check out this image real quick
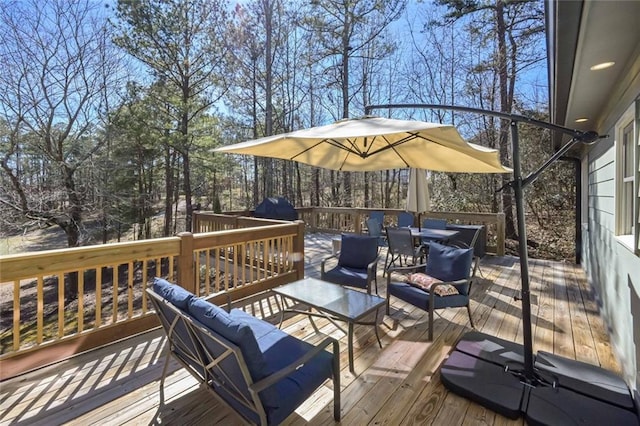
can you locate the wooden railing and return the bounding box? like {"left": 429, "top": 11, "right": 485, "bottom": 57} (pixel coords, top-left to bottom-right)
{"left": 223, "top": 207, "right": 504, "bottom": 254}
{"left": 0, "top": 217, "right": 304, "bottom": 380}
{"left": 0, "top": 206, "right": 501, "bottom": 380}
{"left": 293, "top": 207, "right": 504, "bottom": 255}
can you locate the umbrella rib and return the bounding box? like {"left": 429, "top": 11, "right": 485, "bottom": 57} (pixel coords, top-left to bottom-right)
{"left": 289, "top": 138, "right": 364, "bottom": 162}
{"left": 361, "top": 132, "right": 418, "bottom": 165}
{"left": 330, "top": 137, "right": 364, "bottom": 155}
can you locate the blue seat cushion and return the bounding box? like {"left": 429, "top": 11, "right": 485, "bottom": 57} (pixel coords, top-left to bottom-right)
{"left": 323, "top": 265, "right": 368, "bottom": 289}
{"left": 388, "top": 281, "right": 469, "bottom": 309}
{"left": 426, "top": 242, "right": 473, "bottom": 294}
{"left": 231, "top": 309, "right": 334, "bottom": 423}
{"left": 153, "top": 277, "right": 194, "bottom": 309}
{"left": 188, "top": 298, "right": 268, "bottom": 382}
{"left": 259, "top": 329, "right": 334, "bottom": 424}
{"left": 338, "top": 234, "right": 378, "bottom": 269}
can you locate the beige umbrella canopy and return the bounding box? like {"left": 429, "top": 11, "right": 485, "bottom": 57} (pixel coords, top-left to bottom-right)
{"left": 214, "top": 116, "right": 512, "bottom": 173}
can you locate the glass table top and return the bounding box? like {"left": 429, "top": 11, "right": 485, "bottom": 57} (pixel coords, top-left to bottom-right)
{"left": 272, "top": 277, "right": 385, "bottom": 321}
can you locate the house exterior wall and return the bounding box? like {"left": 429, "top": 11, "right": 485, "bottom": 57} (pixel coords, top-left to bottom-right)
{"left": 583, "top": 102, "right": 640, "bottom": 394}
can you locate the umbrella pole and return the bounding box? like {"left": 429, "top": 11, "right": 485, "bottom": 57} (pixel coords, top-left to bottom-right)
{"left": 510, "top": 121, "right": 535, "bottom": 380}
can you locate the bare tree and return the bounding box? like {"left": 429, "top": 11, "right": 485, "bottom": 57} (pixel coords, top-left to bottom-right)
{"left": 0, "top": 0, "right": 125, "bottom": 247}
{"left": 435, "top": 0, "right": 545, "bottom": 239}
{"left": 302, "top": 0, "right": 405, "bottom": 207}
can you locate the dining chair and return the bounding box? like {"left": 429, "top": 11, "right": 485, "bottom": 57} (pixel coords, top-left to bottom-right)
{"left": 422, "top": 218, "right": 447, "bottom": 229}
{"left": 421, "top": 218, "right": 448, "bottom": 247}
{"left": 384, "top": 226, "right": 425, "bottom": 275}
{"left": 397, "top": 212, "right": 414, "bottom": 228}
{"left": 367, "top": 218, "right": 387, "bottom": 247}
{"left": 450, "top": 226, "right": 484, "bottom": 277}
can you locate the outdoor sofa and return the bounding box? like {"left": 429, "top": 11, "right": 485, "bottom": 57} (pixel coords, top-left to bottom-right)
{"left": 147, "top": 278, "right": 341, "bottom": 425}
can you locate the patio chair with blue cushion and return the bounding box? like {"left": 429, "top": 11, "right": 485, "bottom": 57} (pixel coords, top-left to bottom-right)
{"left": 384, "top": 226, "right": 425, "bottom": 275}
{"left": 321, "top": 233, "right": 379, "bottom": 294}
{"left": 386, "top": 241, "right": 477, "bottom": 340}
{"left": 398, "top": 212, "right": 414, "bottom": 227}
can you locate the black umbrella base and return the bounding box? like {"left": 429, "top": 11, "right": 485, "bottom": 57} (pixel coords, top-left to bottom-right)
{"left": 440, "top": 331, "right": 640, "bottom": 425}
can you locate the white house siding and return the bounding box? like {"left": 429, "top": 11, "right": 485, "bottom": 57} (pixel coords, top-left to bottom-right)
{"left": 584, "top": 121, "right": 640, "bottom": 395}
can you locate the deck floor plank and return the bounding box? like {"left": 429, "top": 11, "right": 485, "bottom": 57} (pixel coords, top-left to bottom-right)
{"left": 0, "top": 233, "right": 624, "bottom": 426}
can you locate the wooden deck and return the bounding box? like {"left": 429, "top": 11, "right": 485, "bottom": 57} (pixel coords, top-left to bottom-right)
{"left": 0, "top": 233, "right": 620, "bottom": 425}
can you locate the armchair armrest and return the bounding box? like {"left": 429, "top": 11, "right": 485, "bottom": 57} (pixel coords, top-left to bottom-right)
{"left": 249, "top": 336, "right": 339, "bottom": 393}
{"left": 428, "top": 279, "right": 468, "bottom": 297}
{"left": 385, "top": 263, "right": 427, "bottom": 285}
{"left": 366, "top": 256, "right": 379, "bottom": 294}
{"left": 320, "top": 254, "right": 339, "bottom": 276}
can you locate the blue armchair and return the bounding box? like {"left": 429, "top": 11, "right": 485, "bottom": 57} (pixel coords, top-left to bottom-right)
{"left": 321, "top": 233, "right": 379, "bottom": 294}
{"left": 386, "top": 241, "right": 477, "bottom": 340}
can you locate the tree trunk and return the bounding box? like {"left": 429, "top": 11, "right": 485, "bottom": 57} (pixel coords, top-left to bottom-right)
{"left": 313, "top": 169, "right": 320, "bottom": 206}
{"left": 163, "top": 144, "right": 174, "bottom": 237}
{"left": 62, "top": 164, "right": 82, "bottom": 248}
{"left": 341, "top": 15, "right": 352, "bottom": 207}
{"left": 183, "top": 147, "right": 193, "bottom": 232}
{"left": 296, "top": 163, "right": 302, "bottom": 206}
{"left": 264, "top": 0, "right": 274, "bottom": 198}
{"left": 496, "top": 0, "right": 517, "bottom": 239}
{"left": 364, "top": 171, "right": 370, "bottom": 208}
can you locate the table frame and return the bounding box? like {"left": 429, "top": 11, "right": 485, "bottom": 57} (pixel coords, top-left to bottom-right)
{"left": 272, "top": 278, "right": 385, "bottom": 374}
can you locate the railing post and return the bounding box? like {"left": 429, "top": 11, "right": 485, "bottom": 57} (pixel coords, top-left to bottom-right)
{"left": 193, "top": 212, "right": 201, "bottom": 233}
{"left": 310, "top": 207, "right": 317, "bottom": 231}
{"left": 354, "top": 211, "right": 363, "bottom": 234}
{"left": 496, "top": 212, "right": 505, "bottom": 256}
{"left": 293, "top": 220, "right": 306, "bottom": 280}
{"left": 177, "top": 232, "right": 195, "bottom": 294}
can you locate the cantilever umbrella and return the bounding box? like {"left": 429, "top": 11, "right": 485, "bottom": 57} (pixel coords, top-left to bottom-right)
{"left": 214, "top": 116, "right": 512, "bottom": 174}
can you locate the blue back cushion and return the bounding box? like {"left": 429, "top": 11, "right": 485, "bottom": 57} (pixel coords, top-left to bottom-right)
{"left": 153, "top": 277, "right": 194, "bottom": 309}
{"left": 426, "top": 241, "right": 473, "bottom": 284}
{"left": 339, "top": 234, "right": 378, "bottom": 269}
{"left": 188, "top": 298, "right": 268, "bottom": 381}
{"left": 152, "top": 278, "right": 207, "bottom": 377}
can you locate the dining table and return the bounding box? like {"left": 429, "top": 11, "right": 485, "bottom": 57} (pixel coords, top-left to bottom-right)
{"left": 407, "top": 227, "right": 460, "bottom": 243}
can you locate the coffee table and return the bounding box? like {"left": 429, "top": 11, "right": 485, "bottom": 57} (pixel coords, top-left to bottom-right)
{"left": 272, "top": 277, "right": 386, "bottom": 374}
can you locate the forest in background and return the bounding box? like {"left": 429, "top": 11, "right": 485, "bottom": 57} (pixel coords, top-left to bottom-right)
{"left": 0, "top": 0, "right": 577, "bottom": 260}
